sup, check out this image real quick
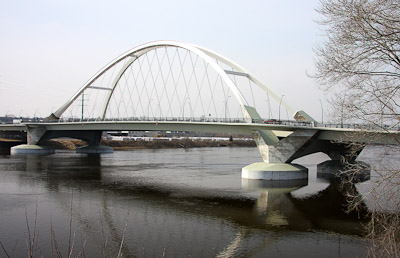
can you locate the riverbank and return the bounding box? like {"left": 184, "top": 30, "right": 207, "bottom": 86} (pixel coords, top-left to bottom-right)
{"left": 43, "top": 138, "right": 256, "bottom": 150}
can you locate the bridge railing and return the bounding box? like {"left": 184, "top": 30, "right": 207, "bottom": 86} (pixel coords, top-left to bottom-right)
{"left": 5, "top": 116, "right": 399, "bottom": 131}
{"left": 56, "top": 117, "right": 315, "bottom": 127}
{"left": 315, "top": 123, "right": 400, "bottom": 131}
{"left": 56, "top": 116, "right": 318, "bottom": 128}
{"left": 258, "top": 119, "right": 315, "bottom": 127}
{"left": 57, "top": 117, "right": 249, "bottom": 124}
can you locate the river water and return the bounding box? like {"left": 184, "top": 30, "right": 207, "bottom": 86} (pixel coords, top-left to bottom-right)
{"left": 0, "top": 147, "right": 371, "bottom": 257}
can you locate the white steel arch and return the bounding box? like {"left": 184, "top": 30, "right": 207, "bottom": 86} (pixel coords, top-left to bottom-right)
{"left": 191, "top": 43, "right": 296, "bottom": 115}
{"left": 53, "top": 40, "right": 296, "bottom": 120}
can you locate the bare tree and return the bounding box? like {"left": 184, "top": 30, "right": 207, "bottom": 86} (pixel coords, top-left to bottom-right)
{"left": 314, "top": 0, "right": 400, "bottom": 257}
{"left": 315, "top": 0, "right": 400, "bottom": 128}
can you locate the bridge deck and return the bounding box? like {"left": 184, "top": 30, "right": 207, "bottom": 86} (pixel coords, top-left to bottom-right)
{"left": 1, "top": 121, "right": 399, "bottom": 145}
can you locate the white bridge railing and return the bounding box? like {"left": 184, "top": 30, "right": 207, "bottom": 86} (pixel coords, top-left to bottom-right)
{"left": 3, "top": 116, "right": 399, "bottom": 131}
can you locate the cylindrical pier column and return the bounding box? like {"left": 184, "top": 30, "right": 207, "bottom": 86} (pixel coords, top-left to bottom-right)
{"left": 242, "top": 162, "right": 308, "bottom": 180}
{"left": 10, "top": 144, "right": 55, "bottom": 155}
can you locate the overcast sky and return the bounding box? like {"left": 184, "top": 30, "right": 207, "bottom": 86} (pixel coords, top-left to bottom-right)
{"left": 0, "top": 0, "right": 325, "bottom": 120}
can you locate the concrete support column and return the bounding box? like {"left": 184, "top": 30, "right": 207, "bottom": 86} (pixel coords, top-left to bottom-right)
{"left": 252, "top": 130, "right": 279, "bottom": 163}
{"left": 74, "top": 131, "right": 113, "bottom": 154}
{"left": 27, "top": 126, "right": 47, "bottom": 145}
{"left": 243, "top": 129, "right": 318, "bottom": 180}
{"left": 266, "top": 129, "right": 319, "bottom": 163}
{"left": 11, "top": 126, "right": 55, "bottom": 155}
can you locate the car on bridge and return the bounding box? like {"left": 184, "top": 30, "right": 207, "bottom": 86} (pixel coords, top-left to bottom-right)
{"left": 264, "top": 119, "right": 281, "bottom": 124}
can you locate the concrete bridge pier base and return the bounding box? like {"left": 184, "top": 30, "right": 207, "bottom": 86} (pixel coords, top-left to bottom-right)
{"left": 11, "top": 144, "right": 55, "bottom": 155}
{"left": 241, "top": 162, "right": 308, "bottom": 180}
{"left": 71, "top": 131, "right": 114, "bottom": 154}
{"left": 11, "top": 126, "right": 55, "bottom": 155}
{"left": 242, "top": 129, "right": 318, "bottom": 180}
{"left": 72, "top": 130, "right": 114, "bottom": 154}
{"left": 317, "top": 160, "right": 370, "bottom": 181}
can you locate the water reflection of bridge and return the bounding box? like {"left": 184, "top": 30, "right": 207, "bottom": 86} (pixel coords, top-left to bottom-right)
{"left": 16, "top": 152, "right": 369, "bottom": 257}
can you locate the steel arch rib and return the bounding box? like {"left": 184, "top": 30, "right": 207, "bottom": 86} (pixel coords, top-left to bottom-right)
{"left": 53, "top": 40, "right": 295, "bottom": 119}
{"left": 99, "top": 57, "right": 137, "bottom": 120}
{"left": 190, "top": 43, "right": 296, "bottom": 115}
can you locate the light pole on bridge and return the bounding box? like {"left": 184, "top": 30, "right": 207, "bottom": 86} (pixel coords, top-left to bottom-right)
{"left": 183, "top": 98, "right": 192, "bottom": 121}
{"left": 319, "top": 99, "right": 324, "bottom": 124}
{"left": 224, "top": 95, "right": 231, "bottom": 121}
{"left": 266, "top": 93, "right": 272, "bottom": 118}
{"left": 147, "top": 99, "right": 153, "bottom": 120}
{"left": 279, "top": 95, "right": 285, "bottom": 121}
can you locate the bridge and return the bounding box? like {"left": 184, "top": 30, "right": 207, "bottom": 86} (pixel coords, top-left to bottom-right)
{"left": 2, "top": 40, "right": 399, "bottom": 180}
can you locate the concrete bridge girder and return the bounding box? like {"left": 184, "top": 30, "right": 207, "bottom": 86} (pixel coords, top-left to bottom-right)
{"left": 13, "top": 122, "right": 375, "bottom": 162}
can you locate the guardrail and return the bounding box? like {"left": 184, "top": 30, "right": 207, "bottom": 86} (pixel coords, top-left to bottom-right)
{"left": 57, "top": 117, "right": 249, "bottom": 123}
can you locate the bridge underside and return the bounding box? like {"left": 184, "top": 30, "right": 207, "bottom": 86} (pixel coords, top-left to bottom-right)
{"left": 4, "top": 122, "right": 378, "bottom": 180}
{"left": 253, "top": 128, "right": 364, "bottom": 164}
{"left": 13, "top": 122, "right": 365, "bottom": 164}
{"left": 37, "top": 130, "right": 103, "bottom": 146}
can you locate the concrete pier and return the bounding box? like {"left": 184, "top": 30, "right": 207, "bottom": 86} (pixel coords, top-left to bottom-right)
{"left": 10, "top": 144, "right": 55, "bottom": 155}
{"left": 317, "top": 160, "right": 370, "bottom": 181}
{"left": 241, "top": 162, "right": 308, "bottom": 180}
{"left": 241, "top": 177, "right": 308, "bottom": 192}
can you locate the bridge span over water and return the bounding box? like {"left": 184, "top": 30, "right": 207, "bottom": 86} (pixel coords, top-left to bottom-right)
{"left": 2, "top": 41, "right": 400, "bottom": 180}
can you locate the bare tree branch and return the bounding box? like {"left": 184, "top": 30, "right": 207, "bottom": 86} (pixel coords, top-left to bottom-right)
{"left": 314, "top": 1, "right": 400, "bottom": 256}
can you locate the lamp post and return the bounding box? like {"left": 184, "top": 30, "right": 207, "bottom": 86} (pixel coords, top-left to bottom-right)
{"left": 266, "top": 93, "right": 272, "bottom": 118}
{"left": 183, "top": 98, "right": 191, "bottom": 120}
{"left": 147, "top": 99, "right": 152, "bottom": 120}
{"left": 319, "top": 99, "right": 324, "bottom": 124}
{"left": 279, "top": 95, "right": 285, "bottom": 121}
{"left": 81, "top": 94, "right": 84, "bottom": 121}
{"left": 224, "top": 96, "right": 231, "bottom": 121}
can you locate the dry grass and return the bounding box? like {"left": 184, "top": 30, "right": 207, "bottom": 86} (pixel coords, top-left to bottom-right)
{"left": 44, "top": 138, "right": 255, "bottom": 150}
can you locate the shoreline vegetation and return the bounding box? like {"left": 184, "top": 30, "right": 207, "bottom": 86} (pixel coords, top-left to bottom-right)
{"left": 42, "top": 138, "right": 256, "bottom": 150}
